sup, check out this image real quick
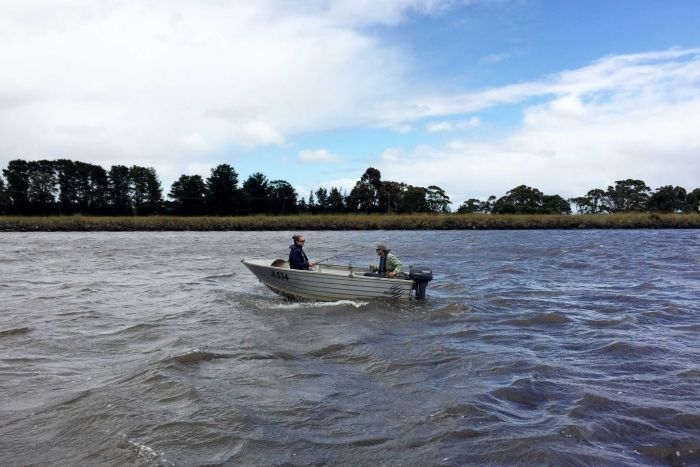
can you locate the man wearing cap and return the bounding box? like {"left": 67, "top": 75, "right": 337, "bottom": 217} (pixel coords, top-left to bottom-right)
{"left": 368, "top": 244, "right": 402, "bottom": 278}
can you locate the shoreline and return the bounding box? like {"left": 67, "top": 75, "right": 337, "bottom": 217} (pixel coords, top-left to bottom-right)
{"left": 1, "top": 213, "right": 699, "bottom": 231}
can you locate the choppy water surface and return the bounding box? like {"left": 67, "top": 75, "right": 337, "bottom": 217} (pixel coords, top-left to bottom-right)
{"left": 1, "top": 230, "right": 699, "bottom": 466}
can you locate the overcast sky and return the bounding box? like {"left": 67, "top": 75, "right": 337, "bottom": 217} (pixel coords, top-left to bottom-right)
{"left": 1, "top": 0, "right": 699, "bottom": 205}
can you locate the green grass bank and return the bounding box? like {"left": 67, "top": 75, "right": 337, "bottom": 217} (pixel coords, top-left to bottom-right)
{"left": 1, "top": 213, "right": 699, "bottom": 231}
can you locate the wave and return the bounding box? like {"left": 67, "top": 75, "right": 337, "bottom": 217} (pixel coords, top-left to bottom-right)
{"left": 629, "top": 280, "right": 662, "bottom": 291}
{"left": 343, "top": 437, "right": 392, "bottom": 447}
{"left": 507, "top": 312, "right": 571, "bottom": 326}
{"left": 590, "top": 341, "right": 660, "bottom": 357}
{"left": 305, "top": 343, "right": 353, "bottom": 358}
{"left": 558, "top": 260, "right": 591, "bottom": 270}
{"left": 117, "top": 437, "right": 171, "bottom": 466}
{"left": 282, "top": 372, "right": 326, "bottom": 379}
{"left": 115, "top": 323, "right": 158, "bottom": 334}
{"left": 0, "top": 327, "right": 31, "bottom": 337}
{"left": 267, "top": 299, "right": 369, "bottom": 310}
{"left": 585, "top": 318, "right": 621, "bottom": 327}
{"left": 569, "top": 393, "right": 620, "bottom": 417}
{"left": 559, "top": 424, "right": 591, "bottom": 441}
{"left": 434, "top": 403, "right": 495, "bottom": 421}
{"left": 489, "top": 378, "right": 554, "bottom": 409}
{"left": 672, "top": 324, "right": 700, "bottom": 332}
{"left": 429, "top": 303, "right": 471, "bottom": 318}
{"left": 160, "top": 350, "right": 231, "bottom": 365}
{"left": 638, "top": 440, "right": 700, "bottom": 466}
{"left": 432, "top": 428, "right": 484, "bottom": 442}
{"left": 159, "top": 349, "right": 298, "bottom": 365}
{"left": 202, "top": 272, "right": 236, "bottom": 281}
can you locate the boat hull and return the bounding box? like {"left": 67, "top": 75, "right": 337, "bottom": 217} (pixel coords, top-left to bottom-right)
{"left": 241, "top": 258, "right": 414, "bottom": 301}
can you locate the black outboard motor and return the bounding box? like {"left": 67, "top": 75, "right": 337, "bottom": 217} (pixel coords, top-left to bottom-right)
{"left": 409, "top": 265, "right": 433, "bottom": 300}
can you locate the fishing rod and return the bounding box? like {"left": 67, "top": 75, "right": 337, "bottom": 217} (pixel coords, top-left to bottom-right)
{"left": 315, "top": 244, "right": 356, "bottom": 264}
{"left": 315, "top": 251, "right": 348, "bottom": 264}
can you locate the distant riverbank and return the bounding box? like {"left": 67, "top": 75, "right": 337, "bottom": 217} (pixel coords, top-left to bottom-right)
{"left": 1, "top": 213, "right": 698, "bottom": 231}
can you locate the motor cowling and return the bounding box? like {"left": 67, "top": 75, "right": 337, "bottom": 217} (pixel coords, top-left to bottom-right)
{"left": 409, "top": 265, "right": 432, "bottom": 300}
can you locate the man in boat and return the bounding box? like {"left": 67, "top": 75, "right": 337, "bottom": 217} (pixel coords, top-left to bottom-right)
{"left": 367, "top": 244, "right": 402, "bottom": 278}
{"left": 289, "top": 234, "right": 316, "bottom": 270}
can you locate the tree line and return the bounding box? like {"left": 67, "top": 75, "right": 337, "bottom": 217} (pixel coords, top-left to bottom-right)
{"left": 1, "top": 159, "right": 697, "bottom": 216}
{"left": 0, "top": 159, "right": 451, "bottom": 216}
{"left": 457, "top": 181, "right": 700, "bottom": 215}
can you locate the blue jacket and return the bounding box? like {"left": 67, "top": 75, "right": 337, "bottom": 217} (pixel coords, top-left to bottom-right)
{"left": 289, "top": 244, "right": 310, "bottom": 270}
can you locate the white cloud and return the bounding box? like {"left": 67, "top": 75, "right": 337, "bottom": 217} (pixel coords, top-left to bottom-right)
{"left": 381, "top": 104, "right": 700, "bottom": 205}
{"left": 0, "top": 0, "right": 453, "bottom": 176}
{"left": 480, "top": 52, "right": 509, "bottom": 63}
{"left": 298, "top": 149, "right": 342, "bottom": 163}
{"left": 370, "top": 48, "right": 700, "bottom": 127}
{"left": 376, "top": 50, "right": 700, "bottom": 203}
{"left": 426, "top": 117, "right": 481, "bottom": 132}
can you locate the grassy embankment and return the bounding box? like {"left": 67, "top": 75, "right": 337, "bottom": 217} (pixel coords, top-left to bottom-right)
{"left": 0, "top": 213, "right": 698, "bottom": 231}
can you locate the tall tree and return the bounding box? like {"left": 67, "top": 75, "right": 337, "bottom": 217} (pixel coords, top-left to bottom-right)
{"left": 27, "top": 160, "right": 58, "bottom": 214}
{"left": 457, "top": 198, "right": 483, "bottom": 214}
{"left": 426, "top": 185, "right": 451, "bottom": 213}
{"left": 541, "top": 194, "right": 572, "bottom": 215}
{"left": 169, "top": 175, "right": 207, "bottom": 215}
{"left": 206, "top": 164, "right": 239, "bottom": 215}
{"left": 605, "top": 179, "right": 650, "bottom": 212}
{"left": 314, "top": 187, "right": 328, "bottom": 214}
{"left": 327, "top": 187, "right": 345, "bottom": 213}
{"left": 347, "top": 167, "right": 383, "bottom": 213}
{"left": 570, "top": 188, "right": 609, "bottom": 214}
{"left": 380, "top": 181, "right": 405, "bottom": 213}
{"left": 131, "top": 166, "right": 162, "bottom": 215}
{"left": 647, "top": 185, "right": 687, "bottom": 212}
{"left": 687, "top": 188, "right": 700, "bottom": 213}
{"left": 78, "top": 162, "right": 109, "bottom": 214}
{"left": 482, "top": 196, "right": 497, "bottom": 213}
{"left": 401, "top": 185, "right": 428, "bottom": 213}
{"left": 3, "top": 159, "right": 31, "bottom": 214}
{"left": 108, "top": 165, "right": 132, "bottom": 215}
{"left": 307, "top": 191, "right": 316, "bottom": 213}
{"left": 347, "top": 182, "right": 374, "bottom": 213}
{"left": 242, "top": 172, "right": 271, "bottom": 214}
{"left": 56, "top": 159, "right": 79, "bottom": 214}
{"left": 361, "top": 167, "right": 383, "bottom": 194}
{"left": 492, "top": 185, "right": 544, "bottom": 214}
{"left": 270, "top": 180, "right": 297, "bottom": 214}
{"left": 0, "top": 176, "right": 10, "bottom": 214}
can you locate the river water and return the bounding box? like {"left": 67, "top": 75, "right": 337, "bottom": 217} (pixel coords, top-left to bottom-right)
{"left": 1, "top": 230, "right": 699, "bottom": 466}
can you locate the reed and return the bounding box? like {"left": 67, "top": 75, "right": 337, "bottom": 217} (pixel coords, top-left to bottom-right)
{"left": 0, "top": 212, "right": 698, "bottom": 231}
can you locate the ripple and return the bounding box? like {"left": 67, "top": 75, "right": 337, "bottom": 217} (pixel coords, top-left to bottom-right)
{"left": 638, "top": 440, "right": 700, "bottom": 466}
{"left": 0, "top": 326, "right": 31, "bottom": 337}
{"left": 507, "top": 312, "right": 572, "bottom": 326}
{"left": 305, "top": 343, "right": 354, "bottom": 358}
{"left": 160, "top": 350, "right": 231, "bottom": 365}
{"left": 585, "top": 318, "right": 621, "bottom": 327}
{"left": 429, "top": 303, "right": 471, "bottom": 318}
{"left": 570, "top": 393, "right": 620, "bottom": 417}
{"left": 590, "top": 341, "right": 661, "bottom": 357}
{"left": 489, "top": 378, "right": 555, "bottom": 410}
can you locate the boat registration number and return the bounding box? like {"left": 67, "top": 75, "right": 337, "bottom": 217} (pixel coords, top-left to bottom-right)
{"left": 271, "top": 271, "right": 289, "bottom": 280}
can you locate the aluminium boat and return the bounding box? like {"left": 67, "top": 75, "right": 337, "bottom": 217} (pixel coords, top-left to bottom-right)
{"left": 241, "top": 258, "right": 432, "bottom": 301}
